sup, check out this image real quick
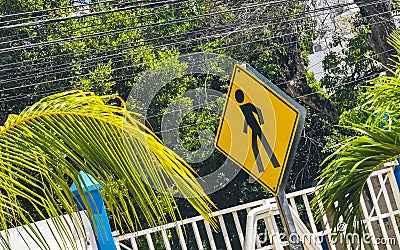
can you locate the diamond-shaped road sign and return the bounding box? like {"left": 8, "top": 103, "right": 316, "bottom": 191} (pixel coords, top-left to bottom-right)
{"left": 215, "top": 64, "right": 306, "bottom": 196}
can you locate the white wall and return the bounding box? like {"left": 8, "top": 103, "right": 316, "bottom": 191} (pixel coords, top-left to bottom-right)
{"left": 0, "top": 211, "right": 98, "bottom": 250}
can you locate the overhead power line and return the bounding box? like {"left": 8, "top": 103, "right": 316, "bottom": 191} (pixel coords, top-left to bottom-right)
{"left": 0, "top": 0, "right": 293, "bottom": 52}
{"left": 0, "top": 0, "right": 200, "bottom": 44}
{"left": 0, "top": 0, "right": 194, "bottom": 30}
{"left": 0, "top": 9, "right": 320, "bottom": 81}
{"left": 0, "top": 0, "right": 393, "bottom": 104}
{"left": 0, "top": 7, "right": 392, "bottom": 86}
{"left": 0, "top": 0, "right": 388, "bottom": 74}
{"left": 0, "top": 54, "right": 380, "bottom": 108}
{"left": 0, "top": 0, "right": 386, "bottom": 54}
{"left": 0, "top": 30, "right": 386, "bottom": 98}
{"left": 0, "top": 0, "right": 143, "bottom": 21}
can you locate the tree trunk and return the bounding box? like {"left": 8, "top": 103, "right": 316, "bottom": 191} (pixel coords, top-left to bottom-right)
{"left": 356, "top": 0, "right": 396, "bottom": 69}
{"left": 282, "top": 31, "right": 340, "bottom": 122}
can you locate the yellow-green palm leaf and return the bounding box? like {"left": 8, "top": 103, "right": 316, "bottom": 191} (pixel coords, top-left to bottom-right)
{"left": 0, "top": 90, "right": 216, "bottom": 249}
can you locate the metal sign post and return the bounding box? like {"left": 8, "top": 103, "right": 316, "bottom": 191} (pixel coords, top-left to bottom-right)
{"left": 277, "top": 190, "right": 304, "bottom": 249}
{"left": 275, "top": 105, "right": 305, "bottom": 250}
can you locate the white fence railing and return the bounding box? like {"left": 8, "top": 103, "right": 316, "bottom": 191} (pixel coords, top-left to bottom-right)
{"left": 114, "top": 166, "right": 400, "bottom": 250}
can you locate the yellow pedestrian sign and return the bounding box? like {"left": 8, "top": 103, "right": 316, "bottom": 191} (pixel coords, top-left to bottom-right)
{"left": 215, "top": 64, "right": 306, "bottom": 196}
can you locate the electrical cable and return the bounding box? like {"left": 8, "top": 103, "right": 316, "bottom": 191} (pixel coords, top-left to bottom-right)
{"left": 0, "top": 25, "right": 389, "bottom": 97}
{"left": 0, "top": 0, "right": 193, "bottom": 30}
{"left": 0, "top": 0, "right": 150, "bottom": 21}
{"left": 0, "top": 2, "right": 391, "bottom": 80}
{"left": 0, "top": 14, "right": 318, "bottom": 83}
{"left": 0, "top": 0, "right": 394, "bottom": 104}
{"left": 0, "top": 86, "right": 74, "bottom": 103}
{"left": 0, "top": 3, "right": 195, "bottom": 43}
{"left": 0, "top": 45, "right": 385, "bottom": 135}
{"left": 0, "top": 0, "right": 387, "bottom": 54}
{"left": 0, "top": 0, "right": 298, "bottom": 52}
{"left": 0, "top": 11, "right": 312, "bottom": 72}
{"left": 1, "top": 34, "right": 384, "bottom": 104}
{"left": 0, "top": 13, "right": 393, "bottom": 88}
{"left": 0, "top": 38, "right": 299, "bottom": 93}
{"left": 0, "top": 0, "right": 384, "bottom": 70}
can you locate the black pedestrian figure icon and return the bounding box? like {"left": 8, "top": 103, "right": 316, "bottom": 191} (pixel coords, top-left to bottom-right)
{"left": 235, "top": 89, "right": 280, "bottom": 172}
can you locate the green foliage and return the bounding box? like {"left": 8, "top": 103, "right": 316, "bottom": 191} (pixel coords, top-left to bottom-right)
{"left": 73, "top": 61, "right": 115, "bottom": 94}
{"left": 306, "top": 70, "right": 329, "bottom": 98}
{"left": 312, "top": 31, "right": 400, "bottom": 240}
{"left": 320, "top": 28, "right": 381, "bottom": 114}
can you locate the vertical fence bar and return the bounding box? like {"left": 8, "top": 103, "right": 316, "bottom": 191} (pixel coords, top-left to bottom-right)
{"left": 130, "top": 237, "right": 139, "bottom": 250}
{"left": 393, "top": 159, "right": 400, "bottom": 189}
{"left": 145, "top": 234, "right": 155, "bottom": 250}
{"left": 218, "top": 215, "right": 233, "bottom": 250}
{"left": 360, "top": 189, "right": 380, "bottom": 250}
{"left": 302, "top": 194, "right": 318, "bottom": 236}
{"left": 161, "top": 229, "right": 172, "bottom": 250}
{"left": 314, "top": 190, "right": 336, "bottom": 250}
{"left": 204, "top": 221, "right": 217, "bottom": 250}
{"left": 232, "top": 211, "right": 245, "bottom": 249}
{"left": 366, "top": 178, "right": 392, "bottom": 249}
{"left": 191, "top": 221, "right": 204, "bottom": 250}
{"left": 265, "top": 213, "right": 284, "bottom": 250}
{"left": 289, "top": 197, "right": 299, "bottom": 217}
{"left": 177, "top": 225, "right": 187, "bottom": 250}
{"left": 377, "top": 173, "right": 400, "bottom": 245}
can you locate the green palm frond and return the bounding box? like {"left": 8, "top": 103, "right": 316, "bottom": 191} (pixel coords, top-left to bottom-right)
{"left": 0, "top": 90, "right": 216, "bottom": 248}
{"left": 312, "top": 124, "right": 400, "bottom": 234}
{"left": 312, "top": 31, "right": 400, "bottom": 238}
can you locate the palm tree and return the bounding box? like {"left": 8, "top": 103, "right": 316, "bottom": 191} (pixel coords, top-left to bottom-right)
{"left": 0, "top": 90, "right": 216, "bottom": 249}
{"left": 312, "top": 31, "right": 400, "bottom": 237}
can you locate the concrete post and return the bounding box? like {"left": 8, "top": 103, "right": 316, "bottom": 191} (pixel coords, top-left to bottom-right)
{"left": 70, "top": 171, "right": 117, "bottom": 250}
